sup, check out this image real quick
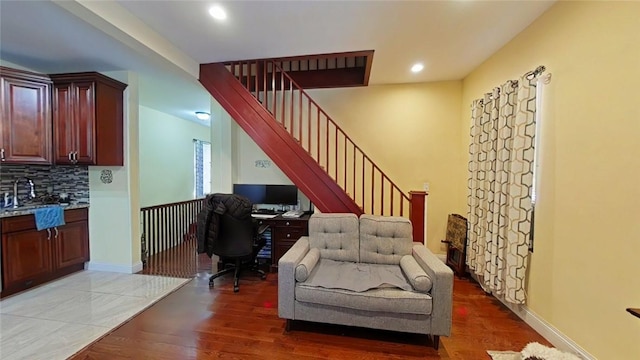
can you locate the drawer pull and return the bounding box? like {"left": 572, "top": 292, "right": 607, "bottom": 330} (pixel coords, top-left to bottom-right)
{"left": 286, "top": 233, "right": 291, "bottom": 238}
{"left": 286, "top": 222, "right": 290, "bottom": 226}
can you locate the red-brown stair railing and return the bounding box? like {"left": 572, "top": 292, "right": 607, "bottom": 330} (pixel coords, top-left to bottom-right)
{"left": 225, "top": 60, "right": 426, "bottom": 242}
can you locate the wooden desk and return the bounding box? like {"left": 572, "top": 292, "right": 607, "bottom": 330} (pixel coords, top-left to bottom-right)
{"left": 254, "top": 214, "right": 310, "bottom": 272}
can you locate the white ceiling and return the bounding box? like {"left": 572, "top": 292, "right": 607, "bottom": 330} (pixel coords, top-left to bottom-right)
{"left": 0, "top": 0, "right": 555, "bottom": 124}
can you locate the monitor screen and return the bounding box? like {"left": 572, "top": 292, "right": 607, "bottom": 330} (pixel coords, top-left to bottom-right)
{"left": 232, "top": 184, "right": 266, "bottom": 205}
{"left": 265, "top": 185, "right": 298, "bottom": 205}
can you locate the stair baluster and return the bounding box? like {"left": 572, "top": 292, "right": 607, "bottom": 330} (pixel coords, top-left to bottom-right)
{"left": 208, "top": 59, "right": 427, "bottom": 242}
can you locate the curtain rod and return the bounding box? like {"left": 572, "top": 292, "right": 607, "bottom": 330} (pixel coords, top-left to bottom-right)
{"left": 525, "top": 65, "right": 546, "bottom": 80}
{"left": 476, "top": 65, "right": 549, "bottom": 103}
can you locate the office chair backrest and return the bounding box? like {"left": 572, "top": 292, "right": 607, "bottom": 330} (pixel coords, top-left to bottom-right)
{"left": 213, "top": 212, "right": 254, "bottom": 258}
{"left": 209, "top": 193, "right": 255, "bottom": 259}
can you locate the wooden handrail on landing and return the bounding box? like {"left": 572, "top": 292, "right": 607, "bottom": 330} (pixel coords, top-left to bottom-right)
{"left": 140, "top": 198, "right": 204, "bottom": 259}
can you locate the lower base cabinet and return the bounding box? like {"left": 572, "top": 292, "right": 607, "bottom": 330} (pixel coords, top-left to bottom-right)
{"left": 56, "top": 220, "right": 89, "bottom": 269}
{"left": 255, "top": 215, "right": 309, "bottom": 272}
{"left": 1, "top": 208, "right": 89, "bottom": 297}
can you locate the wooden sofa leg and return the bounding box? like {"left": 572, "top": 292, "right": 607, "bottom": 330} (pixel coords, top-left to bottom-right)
{"left": 431, "top": 335, "right": 440, "bottom": 350}
{"left": 285, "top": 319, "right": 291, "bottom": 332}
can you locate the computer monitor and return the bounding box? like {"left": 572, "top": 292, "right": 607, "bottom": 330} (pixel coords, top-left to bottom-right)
{"left": 232, "top": 184, "right": 266, "bottom": 205}
{"left": 265, "top": 185, "right": 298, "bottom": 205}
{"left": 233, "top": 184, "right": 298, "bottom": 206}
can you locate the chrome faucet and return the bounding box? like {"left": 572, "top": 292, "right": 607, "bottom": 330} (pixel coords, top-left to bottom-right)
{"left": 13, "top": 177, "right": 36, "bottom": 208}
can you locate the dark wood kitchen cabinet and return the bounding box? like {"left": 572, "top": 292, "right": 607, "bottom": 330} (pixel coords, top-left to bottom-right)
{"left": 50, "top": 72, "right": 127, "bottom": 166}
{"left": 1, "top": 208, "right": 89, "bottom": 298}
{"left": 55, "top": 219, "right": 89, "bottom": 269}
{"left": 0, "top": 66, "right": 52, "bottom": 164}
{"left": 1, "top": 227, "right": 52, "bottom": 291}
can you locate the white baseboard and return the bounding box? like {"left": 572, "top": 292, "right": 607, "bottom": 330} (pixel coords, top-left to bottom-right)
{"left": 86, "top": 261, "right": 144, "bottom": 274}
{"left": 496, "top": 296, "right": 596, "bottom": 360}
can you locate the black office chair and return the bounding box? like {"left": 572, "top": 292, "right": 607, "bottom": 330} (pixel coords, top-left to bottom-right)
{"left": 197, "top": 193, "right": 268, "bottom": 292}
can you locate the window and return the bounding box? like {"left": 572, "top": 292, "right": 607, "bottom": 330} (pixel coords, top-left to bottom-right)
{"left": 194, "top": 139, "right": 211, "bottom": 198}
{"left": 529, "top": 75, "right": 549, "bottom": 251}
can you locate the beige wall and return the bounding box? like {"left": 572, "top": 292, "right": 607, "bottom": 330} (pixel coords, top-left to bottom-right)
{"left": 232, "top": 122, "right": 292, "bottom": 185}
{"left": 309, "top": 81, "right": 463, "bottom": 253}
{"left": 138, "top": 106, "right": 210, "bottom": 207}
{"left": 461, "top": 2, "right": 640, "bottom": 358}
{"left": 231, "top": 122, "right": 311, "bottom": 210}
{"left": 88, "top": 71, "right": 141, "bottom": 273}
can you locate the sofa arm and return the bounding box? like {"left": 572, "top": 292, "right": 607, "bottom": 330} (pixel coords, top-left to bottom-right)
{"left": 278, "top": 237, "right": 310, "bottom": 319}
{"left": 412, "top": 244, "right": 454, "bottom": 336}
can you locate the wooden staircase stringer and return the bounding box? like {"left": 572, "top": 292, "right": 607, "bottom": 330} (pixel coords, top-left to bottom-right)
{"left": 199, "top": 62, "right": 363, "bottom": 215}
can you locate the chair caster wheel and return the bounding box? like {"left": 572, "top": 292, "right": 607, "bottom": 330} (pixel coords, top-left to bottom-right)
{"left": 233, "top": 286, "right": 239, "bottom": 293}
{"left": 209, "top": 281, "right": 214, "bottom": 289}
{"left": 261, "top": 274, "right": 267, "bottom": 280}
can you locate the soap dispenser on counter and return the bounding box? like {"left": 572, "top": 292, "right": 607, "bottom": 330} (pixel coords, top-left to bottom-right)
{"left": 3, "top": 192, "right": 12, "bottom": 208}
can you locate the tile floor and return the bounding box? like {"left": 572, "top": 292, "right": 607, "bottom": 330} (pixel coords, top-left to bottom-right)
{"left": 0, "top": 271, "right": 190, "bottom": 360}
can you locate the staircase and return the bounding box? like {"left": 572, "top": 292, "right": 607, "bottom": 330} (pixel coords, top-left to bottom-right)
{"left": 199, "top": 57, "right": 426, "bottom": 242}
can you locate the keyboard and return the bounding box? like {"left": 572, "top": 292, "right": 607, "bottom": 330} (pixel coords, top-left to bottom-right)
{"left": 282, "top": 210, "right": 304, "bottom": 218}
{"left": 253, "top": 209, "right": 278, "bottom": 215}
{"left": 252, "top": 213, "right": 278, "bottom": 219}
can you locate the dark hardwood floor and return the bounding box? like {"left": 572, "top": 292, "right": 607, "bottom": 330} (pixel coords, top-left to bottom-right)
{"left": 71, "top": 241, "right": 550, "bottom": 359}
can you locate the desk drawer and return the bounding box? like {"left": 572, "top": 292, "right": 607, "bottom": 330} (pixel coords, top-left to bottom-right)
{"left": 273, "top": 228, "right": 305, "bottom": 242}
{"left": 274, "top": 239, "right": 298, "bottom": 265}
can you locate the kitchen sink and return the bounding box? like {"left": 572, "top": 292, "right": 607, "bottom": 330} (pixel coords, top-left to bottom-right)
{"left": 0, "top": 204, "right": 64, "bottom": 216}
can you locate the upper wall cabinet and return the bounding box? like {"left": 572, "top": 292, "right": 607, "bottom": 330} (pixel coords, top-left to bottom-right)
{"left": 50, "top": 72, "right": 127, "bottom": 166}
{"left": 0, "top": 67, "right": 52, "bottom": 165}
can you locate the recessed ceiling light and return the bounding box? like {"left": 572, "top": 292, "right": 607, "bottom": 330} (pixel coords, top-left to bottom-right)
{"left": 195, "top": 111, "right": 211, "bottom": 121}
{"left": 209, "top": 5, "right": 227, "bottom": 20}
{"left": 411, "top": 63, "right": 424, "bottom": 73}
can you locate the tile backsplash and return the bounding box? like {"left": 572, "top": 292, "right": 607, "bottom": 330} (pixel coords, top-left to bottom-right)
{"left": 0, "top": 164, "right": 89, "bottom": 206}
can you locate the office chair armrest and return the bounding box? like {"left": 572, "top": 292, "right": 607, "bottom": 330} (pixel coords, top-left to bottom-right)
{"left": 257, "top": 224, "right": 270, "bottom": 235}
{"left": 278, "top": 237, "right": 310, "bottom": 319}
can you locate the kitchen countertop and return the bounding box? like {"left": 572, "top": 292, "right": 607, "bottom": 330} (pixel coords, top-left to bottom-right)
{"left": 0, "top": 203, "right": 90, "bottom": 219}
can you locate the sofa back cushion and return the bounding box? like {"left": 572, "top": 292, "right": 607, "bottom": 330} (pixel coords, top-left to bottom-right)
{"left": 359, "top": 215, "right": 413, "bottom": 265}
{"left": 309, "top": 213, "right": 359, "bottom": 262}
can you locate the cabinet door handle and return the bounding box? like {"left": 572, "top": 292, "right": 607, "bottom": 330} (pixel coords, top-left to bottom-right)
{"left": 47, "top": 228, "right": 52, "bottom": 240}
{"left": 1, "top": 148, "right": 5, "bottom": 161}
{"left": 73, "top": 151, "right": 78, "bottom": 163}
{"left": 54, "top": 227, "right": 59, "bottom": 238}
{"left": 68, "top": 152, "right": 73, "bottom": 162}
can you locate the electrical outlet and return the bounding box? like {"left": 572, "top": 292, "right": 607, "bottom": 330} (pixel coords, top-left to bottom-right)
{"left": 423, "top": 182, "right": 430, "bottom": 192}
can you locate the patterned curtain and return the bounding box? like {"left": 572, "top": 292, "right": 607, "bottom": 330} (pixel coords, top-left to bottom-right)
{"left": 466, "top": 73, "right": 538, "bottom": 305}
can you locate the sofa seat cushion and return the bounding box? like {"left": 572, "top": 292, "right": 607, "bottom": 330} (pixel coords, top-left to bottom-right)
{"left": 295, "top": 284, "right": 433, "bottom": 315}
{"left": 300, "top": 259, "right": 412, "bottom": 292}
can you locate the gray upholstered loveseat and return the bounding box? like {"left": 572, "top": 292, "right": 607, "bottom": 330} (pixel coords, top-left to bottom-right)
{"left": 278, "top": 213, "right": 454, "bottom": 349}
